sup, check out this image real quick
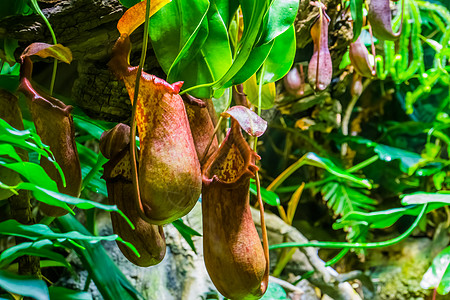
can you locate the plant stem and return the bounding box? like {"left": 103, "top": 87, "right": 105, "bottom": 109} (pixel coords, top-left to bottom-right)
{"left": 130, "top": 0, "right": 153, "bottom": 222}
{"left": 269, "top": 203, "right": 427, "bottom": 250}
{"left": 341, "top": 79, "right": 372, "bottom": 156}
{"left": 30, "top": 0, "right": 58, "bottom": 95}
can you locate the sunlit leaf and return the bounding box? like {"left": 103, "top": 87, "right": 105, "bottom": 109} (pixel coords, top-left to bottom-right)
{"left": 20, "top": 43, "right": 72, "bottom": 64}
{"left": 117, "top": 0, "right": 172, "bottom": 35}
{"left": 221, "top": 106, "right": 268, "bottom": 137}
{"left": 257, "top": 0, "right": 299, "bottom": 46}
{"left": 249, "top": 182, "right": 280, "bottom": 206}
{"left": 242, "top": 74, "right": 276, "bottom": 109}
{"left": 421, "top": 246, "right": 450, "bottom": 295}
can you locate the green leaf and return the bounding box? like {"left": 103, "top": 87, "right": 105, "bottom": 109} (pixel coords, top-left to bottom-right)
{"left": 172, "top": 219, "right": 201, "bottom": 254}
{"left": 0, "top": 161, "right": 58, "bottom": 191}
{"left": 212, "top": 0, "right": 270, "bottom": 89}
{"left": 421, "top": 246, "right": 450, "bottom": 295}
{"left": 321, "top": 180, "right": 377, "bottom": 217}
{"left": 0, "top": 0, "right": 31, "bottom": 19}
{"left": 259, "top": 24, "right": 296, "bottom": 85}
{"left": 0, "top": 270, "right": 49, "bottom": 300}
{"left": 374, "top": 144, "right": 422, "bottom": 175}
{"left": 73, "top": 115, "right": 110, "bottom": 141}
{"left": 118, "top": 0, "right": 141, "bottom": 8}
{"left": 335, "top": 203, "right": 445, "bottom": 230}
{"left": 56, "top": 215, "right": 144, "bottom": 300}
{"left": 0, "top": 240, "right": 70, "bottom": 270}
{"left": 339, "top": 137, "right": 423, "bottom": 175}
{"left": 257, "top": 0, "right": 299, "bottom": 46}
{"left": 0, "top": 144, "right": 23, "bottom": 162}
{"left": 350, "top": 0, "right": 364, "bottom": 41}
{"left": 305, "top": 153, "right": 372, "bottom": 188}
{"left": 48, "top": 287, "right": 93, "bottom": 300}
{"left": 150, "top": 0, "right": 234, "bottom": 98}
{"left": 0, "top": 219, "right": 128, "bottom": 245}
{"left": 3, "top": 181, "right": 133, "bottom": 227}
{"left": 249, "top": 182, "right": 281, "bottom": 206}
{"left": 0, "top": 118, "right": 64, "bottom": 178}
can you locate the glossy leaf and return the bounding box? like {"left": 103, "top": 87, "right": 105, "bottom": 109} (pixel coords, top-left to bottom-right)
{"left": 221, "top": 105, "right": 268, "bottom": 137}
{"left": 259, "top": 24, "right": 296, "bottom": 85}
{"left": 257, "top": 0, "right": 299, "bottom": 46}
{"left": 0, "top": 118, "right": 58, "bottom": 165}
{"left": 224, "top": 41, "right": 274, "bottom": 88}
{"left": 212, "top": 0, "right": 270, "bottom": 89}
{"left": 0, "top": 161, "right": 59, "bottom": 191}
{"left": 249, "top": 183, "right": 281, "bottom": 206}
{"left": 350, "top": 0, "right": 364, "bottom": 41}
{"left": 305, "top": 153, "right": 372, "bottom": 188}
{"left": 20, "top": 43, "right": 72, "bottom": 64}
{"left": 117, "top": 0, "right": 171, "bottom": 35}
{"left": 150, "top": 0, "right": 232, "bottom": 98}
{"left": 0, "top": 270, "right": 49, "bottom": 300}
{"left": 341, "top": 137, "right": 423, "bottom": 175}
{"left": 335, "top": 203, "right": 444, "bottom": 230}
{"left": 421, "top": 246, "right": 450, "bottom": 294}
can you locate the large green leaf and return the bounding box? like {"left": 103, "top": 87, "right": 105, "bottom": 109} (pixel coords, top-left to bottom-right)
{"left": 150, "top": 0, "right": 233, "bottom": 98}
{"left": 259, "top": 24, "right": 296, "bottom": 85}
{"left": 56, "top": 215, "right": 143, "bottom": 300}
{"left": 421, "top": 246, "right": 450, "bottom": 295}
{"left": 257, "top": 0, "right": 299, "bottom": 46}
{"left": 212, "top": 0, "right": 270, "bottom": 89}
{"left": 0, "top": 270, "right": 49, "bottom": 300}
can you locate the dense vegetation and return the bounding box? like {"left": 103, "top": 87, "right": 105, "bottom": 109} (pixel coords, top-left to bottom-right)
{"left": 0, "top": 0, "right": 450, "bottom": 299}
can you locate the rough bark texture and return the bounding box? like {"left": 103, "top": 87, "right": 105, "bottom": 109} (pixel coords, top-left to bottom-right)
{"left": 0, "top": 0, "right": 350, "bottom": 122}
